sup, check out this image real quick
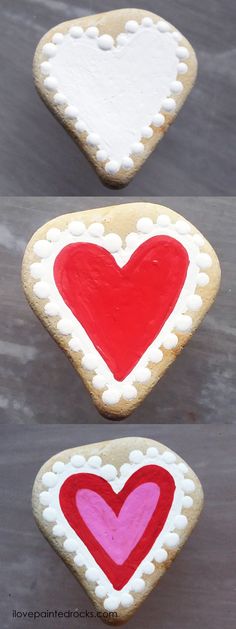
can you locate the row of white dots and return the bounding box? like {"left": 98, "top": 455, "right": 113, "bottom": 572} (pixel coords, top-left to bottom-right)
{"left": 42, "top": 19, "right": 186, "bottom": 56}
{"left": 40, "top": 447, "right": 194, "bottom": 488}
{"left": 42, "top": 27, "right": 188, "bottom": 64}
{"left": 32, "top": 215, "right": 210, "bottom": 255}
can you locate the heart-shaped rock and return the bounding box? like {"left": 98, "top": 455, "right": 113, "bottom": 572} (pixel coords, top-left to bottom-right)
{"left": 32, "top": 436, "right": 204, "bottom": 624}
{"left": 33, "top": 9, "right": 197, "bottom": 187}
{"left": 22, "top": 202, "right": 220, "bottom": 419}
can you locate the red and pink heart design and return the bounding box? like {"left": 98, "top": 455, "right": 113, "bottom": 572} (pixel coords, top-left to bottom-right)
{"left": 60, "top": 465, "right": 176, "bottom": 589}
{"left": 54, "top": 235, "right": 189, "bottom": 380}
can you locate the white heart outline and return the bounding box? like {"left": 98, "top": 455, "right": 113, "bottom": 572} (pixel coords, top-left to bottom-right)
{"left": 30, "top": 213, "right": 212, "bottom": 406}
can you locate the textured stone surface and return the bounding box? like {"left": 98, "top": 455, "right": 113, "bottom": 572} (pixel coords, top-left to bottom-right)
{"left": 0, "top": 196, "right": 234, "bottom": 425}
{"left": 0, "top": 0, "right": 235, "bottom": 195}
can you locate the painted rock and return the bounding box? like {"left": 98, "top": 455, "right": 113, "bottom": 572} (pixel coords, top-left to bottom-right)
{"left": 22, "top": 202, "right": 220, "bottom": 419}
{"left": 32, "top": 436, "right": 204, "bottom": 624}
{"left": 33, "top": 9, "right": 197, "bottom": 187}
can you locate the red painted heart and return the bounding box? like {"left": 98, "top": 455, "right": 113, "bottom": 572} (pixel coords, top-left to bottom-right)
{"left": 54, "top": 235, "right": 189, "bottom": 380}
{"left": 59, "top": 465, "right": 175, "bottom": 590}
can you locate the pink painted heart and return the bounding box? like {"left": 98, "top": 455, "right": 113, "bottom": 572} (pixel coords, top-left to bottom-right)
{"left": 76, "top": 482, "right": 160, "bottom": 564}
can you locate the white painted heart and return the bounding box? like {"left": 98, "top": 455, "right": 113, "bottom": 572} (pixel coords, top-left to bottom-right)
{"left": 41, "top": 20, "right": 189, "bottom": 173}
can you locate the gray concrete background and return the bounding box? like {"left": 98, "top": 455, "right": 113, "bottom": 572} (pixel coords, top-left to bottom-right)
{"left": 0, "top": 423, "right": 235, "bottom": 629}
{"left": 0, "top": 196, "right": 235, "bottom": 425}
{"left": 0, "top": 0, "right": 235, "bottom": 196}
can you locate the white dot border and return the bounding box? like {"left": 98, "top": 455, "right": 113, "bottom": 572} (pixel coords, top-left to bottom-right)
{"left": 38, "top": 445, "right": 197, "bottom": 610}
{"left": 40, "top": 18, "right": 190, "bottom": 175}
{"left": 30, "top": 212, "right": 212, "bottom": 407}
